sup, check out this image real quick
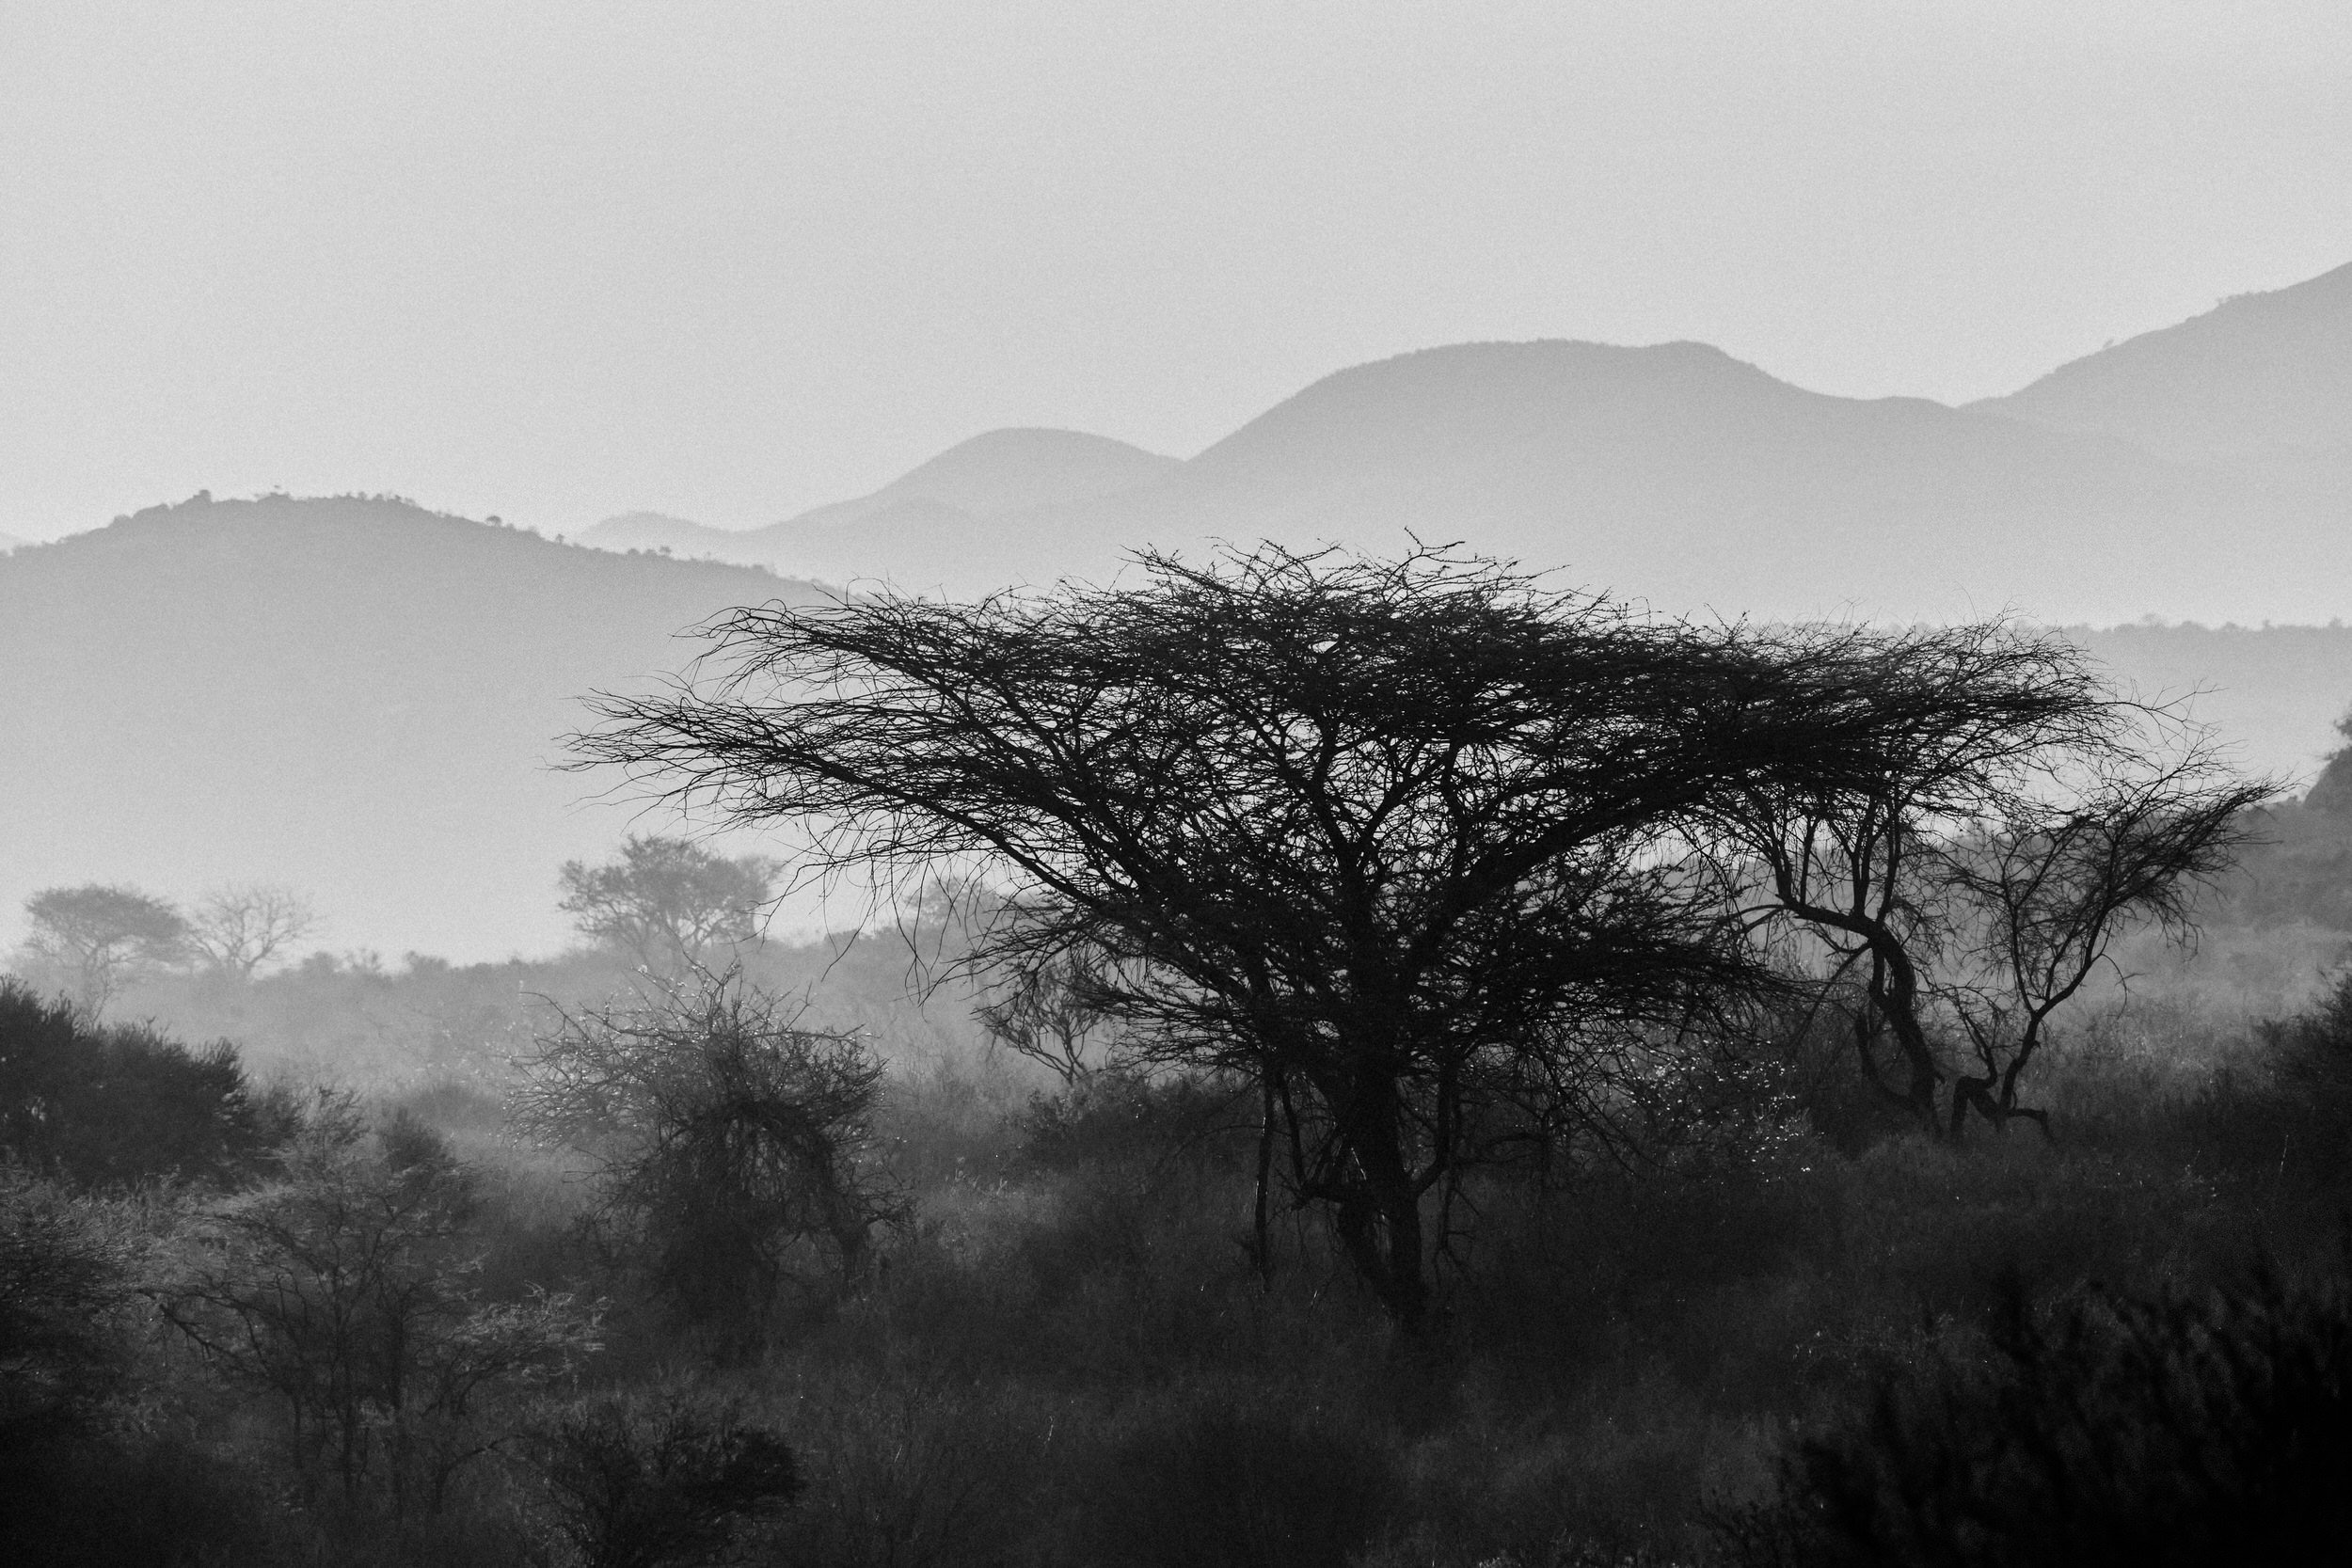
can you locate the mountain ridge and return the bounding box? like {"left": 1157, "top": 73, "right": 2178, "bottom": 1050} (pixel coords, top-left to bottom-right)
{"left": 1974, "top": 261, "right": 2352, "bottom": 479}
{"left": 567, "top": 267, "right": 2352, "bottom": 623}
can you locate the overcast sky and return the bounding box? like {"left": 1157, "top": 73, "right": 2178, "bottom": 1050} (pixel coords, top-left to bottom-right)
{"left": 5, "top": 0, "right": 2348, "bottom": 543}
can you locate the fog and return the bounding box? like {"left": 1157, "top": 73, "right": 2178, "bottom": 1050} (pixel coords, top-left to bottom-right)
{"left": 9, "top": 12, "right": 2352, "bottom": 1562}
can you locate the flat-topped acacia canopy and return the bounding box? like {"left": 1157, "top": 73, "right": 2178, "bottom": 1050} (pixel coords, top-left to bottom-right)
{"left": 572, "top": 543, "right": 2161, "bottom": 1333}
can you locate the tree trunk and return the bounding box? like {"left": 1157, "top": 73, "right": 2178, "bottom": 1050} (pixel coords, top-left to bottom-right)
{"left": 1323, "top": 1070, "right": 1432, "bottom": 1338}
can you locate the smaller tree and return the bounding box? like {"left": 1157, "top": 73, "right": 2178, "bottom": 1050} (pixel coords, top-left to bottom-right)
{"left": 558, "top": 836, "right": 781, "bottom": 976}
{"left": 515, "top": 973, "right": 906, "bottom": 1354}
{"left": 19, "top": 884, "right": 190, "bottom": 1015}
{"left": 1940, "top": 754, "right": 2268, "bottom": 1138}
{"left": 189, "top": 883, "right": 319, "bottom": 978}
{"left": 160, "top": 1102, "right": 601, "bottom": 1508}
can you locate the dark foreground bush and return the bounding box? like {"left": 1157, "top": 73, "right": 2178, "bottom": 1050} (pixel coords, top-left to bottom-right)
{"left": 1726, "top": 1271, "right": 2352, "bottom": 1567}
{"left": 1, "top": 1168, "right": 278, "bottom": 1564}
{"left": 519, "top": 1391, "right": 801, "bottom": 1568}
{"left": 0, "top": 978, "right": 288, "bottom": 1186}
{"left": 1077, "top": 1394, "right": 1398, "bottom": 1568}
{"left": 0, "top": 1428, "right": 280, "bottom": 1568}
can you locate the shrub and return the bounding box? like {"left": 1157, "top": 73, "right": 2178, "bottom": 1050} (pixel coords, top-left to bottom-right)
{"left": 519, "top": 1391, "right": 800, "bottom": 1568}
{"left": 1016, "top": 1069, "right": 1249, "bottom": 1174}
{"left": 1076, "top": 1392, "right": 1399, "bottom": 1568}
{"left": 769, "top": 1370, "right": 1048, "bottom": 1568}
{"left": 0, "top": 1167, "right": 280, "bottom": 1564}
{"left": 1738, "top": 1271, "right": 2352, "bottom": 1567}
{"left": 0, "top": 978, "right": 288, "bottom": 1187}
{"left": 160, "top": 1106, "right": 602, "bottom": 1505}
{"left": 516, "top": 973, "right": 908, "bottom": 1355}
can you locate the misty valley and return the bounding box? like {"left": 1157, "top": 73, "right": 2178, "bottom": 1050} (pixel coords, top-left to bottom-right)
{"left": 10, "top": 264, "right": 2352, "bottom": 1568}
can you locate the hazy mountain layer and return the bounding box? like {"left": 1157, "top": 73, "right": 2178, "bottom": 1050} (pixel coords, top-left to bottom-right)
{"left": 1117, "top": 339, "right": 2290, "bottom": 625}
{"left": 576, "top": 267, "right": 2352, "bottom": 625}
{"left": 9, "top": 495, "right": 2351, "bottom": 966}
{"left": 0, "top": 496, "right": 817, "bottom": 959}
{"left": 1979, "top": 261, "right": 2352, "bottom": 485}
{"left": 580, "top": 428, "right": 1180, "bottom": 586}
{"left": 578, "top": 510, "right": 748, "bottom": 560}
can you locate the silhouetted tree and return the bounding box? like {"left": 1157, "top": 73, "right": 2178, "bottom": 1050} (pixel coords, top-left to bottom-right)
{"left": 1712, "top": 624, "right": 2267, "bottom": 1137}
{"left": 558, "top": 836, "right": 780, "bottom": 975}
{"left": 515, "top": 973, "right": 904, "bottom": 1353}
{"left": 0, "top": 979, "right": 283, "bottom": 1187}
{"left": 1939, "top": 754, "right": 2266, "bottom": 1137}
{"left": 19, "top": 883, "right": 190, "bottom": 1014}
{"left": 571, "top": 544, "right": 1984, "bottom": 1335}
{"left": 189, "top": 882, "right": 319, "bottom": 978}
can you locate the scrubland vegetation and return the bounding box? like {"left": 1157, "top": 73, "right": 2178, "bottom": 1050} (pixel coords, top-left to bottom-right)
{"left": 12, "top": 548, "right": 2352, "bottom": 1565}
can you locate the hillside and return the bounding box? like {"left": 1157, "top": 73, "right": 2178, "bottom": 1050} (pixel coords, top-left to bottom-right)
{"left": 1141, "top": 339, "right": 2295, "bottom": 625}
{"left": 1979, "top": 261, "right": 2352, "bottom": 487}
{"left": 578, "top": 428, "right": 1180, "bottom": 586}
{"left": 591, "top": 334, "right": 2346, "bottom": 626}
{"left": 0, "top": 495, "right": 817, "bottom": 959}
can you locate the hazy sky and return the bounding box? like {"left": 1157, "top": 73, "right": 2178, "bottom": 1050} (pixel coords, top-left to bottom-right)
{"left": 6, "top": 0, "right": 2348, "bottom": 543}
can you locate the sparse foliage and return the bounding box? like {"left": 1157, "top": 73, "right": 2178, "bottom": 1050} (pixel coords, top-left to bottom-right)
{"left": 515, "top": 972, "right": 906, "bottom": 1352}
{"left": 1712, "top": 624, "right": 2268, "bottom": 1137}
{"left": 190, "top": 882, "right": 319, "bottom": 978}
{"left": 1939, "top": 756, "right": 2267, "bottom": 1137}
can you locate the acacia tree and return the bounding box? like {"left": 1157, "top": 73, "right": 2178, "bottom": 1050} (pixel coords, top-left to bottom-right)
{"left": 558, "top": 836, "right": 781, "bottom": 975}
{"left": 189, "top": 883, "right": 319, "bottom": 979}
{"left": 1712, "top": 625, "right": 2268, "bottom": 1137}
{"left": 1939, "top": 755, "right": 2267, "bottom": 1138}
{"left": 573, "top": 545, "right": 1978, "bottom": 1336}
{"left": 19, "top": 884, "right": 191, "bottom": 1015}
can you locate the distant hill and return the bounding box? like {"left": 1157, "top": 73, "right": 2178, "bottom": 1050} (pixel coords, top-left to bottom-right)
{"left": 1978, "top": 261, "right": 2352, "bottom": 489}
{"left": 1128, "top": 339, "right": 2293, "bottom": 625}
{"left": 6, "top": 496, "right": 2348, "bottom": 967}
{"left": 0, "top": 531, "right": 24, "bottom": 553}
{"left": 588, "top": 325, "right": 2347, "bottom": 626}
{"left": 577, "top": 510, "right": 748, "bottom": 560}
{"left": 0, "top": 496, "right": 816, "bottom": 959}
{"left": 578, "top": 429, "right": 1181, "bottom": 586}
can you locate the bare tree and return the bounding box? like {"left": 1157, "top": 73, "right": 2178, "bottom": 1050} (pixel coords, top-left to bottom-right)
{"left": 19, "top": 884, "right": 190, "bottom": 1015}
{"left": 558, "top": 836, "right": 781, "bottom": 975}
{"left": 1713, "top": 626, "right": 2272, "bottom": 1137}
{"left": 571, "top": 544, "right": 1982, "bottom": 1336}
{"left": 515, "top": 972, "right": 905, "bottom": 1354}
{"left": 189, "top": 882, "right": 319, "bottom": 979}
{"left": 1939, "top": 752, "right": 2269, "bottom": 1138}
